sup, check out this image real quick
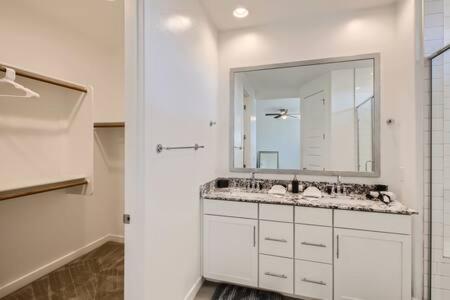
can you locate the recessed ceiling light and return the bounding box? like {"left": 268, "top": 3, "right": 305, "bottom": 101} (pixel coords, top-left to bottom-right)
{"left": 233, "top": 7, "right": 249, "bottom": 18}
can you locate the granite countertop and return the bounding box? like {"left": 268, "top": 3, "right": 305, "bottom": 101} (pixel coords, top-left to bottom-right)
{"left": 202, "top": 188, "right": 418, "bottom": 215}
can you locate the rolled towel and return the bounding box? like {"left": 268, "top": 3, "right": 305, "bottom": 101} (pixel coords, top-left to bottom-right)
{"left": 366, "top": 190, "right": 396, "bottom": 204}
{"left": 268, "top": 185, "right": 287, "bottom": 195}
{"left": 303, "top": 186, "right": 322, "bottom": 198}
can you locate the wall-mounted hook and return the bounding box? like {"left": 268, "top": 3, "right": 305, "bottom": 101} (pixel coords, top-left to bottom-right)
{"left": 386, "top": 118, "right": 395, "bottom": 125}
{"left": 210, "top": 121, "right": 217, "bottom": 127}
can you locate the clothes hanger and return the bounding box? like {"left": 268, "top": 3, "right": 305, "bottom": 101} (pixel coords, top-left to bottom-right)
{"left": 0, "top": 67, "right": 40, "bottom": 98}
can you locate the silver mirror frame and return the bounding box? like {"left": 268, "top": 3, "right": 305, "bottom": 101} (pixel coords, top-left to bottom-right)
{"left": 229, "top": 53, "right": 381, "bottom": 177}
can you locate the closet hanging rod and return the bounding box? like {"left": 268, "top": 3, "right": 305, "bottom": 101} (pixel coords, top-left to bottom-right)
{"left": 94, "top": 122, "right": 125, "bottom": 128}
{"left": 0, "top": 63, "right": 88, "bottom": 93}
{"left": 0, "top": 178, "right": 88, "bottom": 201}
{"left": 156, "top": 144, "right": 205, "bottom": 153}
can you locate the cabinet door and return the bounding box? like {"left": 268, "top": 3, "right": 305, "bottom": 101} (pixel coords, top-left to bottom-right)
{"left": 203, "top": 215, "right": 258, "bottom": 287}
{"left": 334, "top": 228, "right": 411, "bottom": 300}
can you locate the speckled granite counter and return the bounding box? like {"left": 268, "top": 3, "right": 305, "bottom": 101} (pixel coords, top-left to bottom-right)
{"left": 202, "top": 184, "right": 418, "bottom": 216}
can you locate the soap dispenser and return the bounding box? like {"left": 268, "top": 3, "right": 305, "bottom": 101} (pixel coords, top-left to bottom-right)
{"left": 292, "top": 175, "right": 299, "bottom": 194}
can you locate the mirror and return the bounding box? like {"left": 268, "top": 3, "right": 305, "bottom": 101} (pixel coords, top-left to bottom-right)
{"left": 231, "top": 54, "right": 379, "bottom": 176}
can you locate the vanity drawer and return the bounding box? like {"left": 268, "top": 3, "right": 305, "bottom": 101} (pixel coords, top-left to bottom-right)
{"left": 203, "top": 199, "right": 258, "bottom": 219}
{"left": 259, "top": 255, "right": 294, "bottom": 294}
{"left": 295, "top": 224, "right": 332, "bottom": 264}
{"left": 334, "top": 210, "right": 411, "bottom": 235}
{"left": 260, "top": 204, "right": 293, "bottom": 222}
{"left": 260, "top": 221, "right": 294, "bottom": 258}
{"left": 295, "top": 260, "right": 332, "bottom": 300}
{"left": 295, "top": 207, "right": 332, "bottom": 226}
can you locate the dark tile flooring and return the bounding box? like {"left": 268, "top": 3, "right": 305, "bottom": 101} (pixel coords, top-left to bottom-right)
{"left": 2, "top": 242, "right": 124, "bottom": 300}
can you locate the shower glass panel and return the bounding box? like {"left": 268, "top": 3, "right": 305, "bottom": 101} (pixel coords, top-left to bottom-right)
{"left": 430, "top": 47, "right": 450, "bottom": 299}
{"left": 356, "top": 97, "right": 374, "bottom": 172}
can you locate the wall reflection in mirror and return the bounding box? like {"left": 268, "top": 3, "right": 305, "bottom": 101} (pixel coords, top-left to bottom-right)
{"left": 232, "top": 56, "right": 378, "bottom": 175}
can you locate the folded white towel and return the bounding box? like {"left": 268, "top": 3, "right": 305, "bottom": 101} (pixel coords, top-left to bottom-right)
{"left": 268, "top": 185, "right": 287, "bottom": 195}
{"left": 303, "top": 186, "right": 322, "bottom": 198}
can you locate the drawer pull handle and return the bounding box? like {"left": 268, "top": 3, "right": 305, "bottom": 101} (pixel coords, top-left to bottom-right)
{"left": 301, "top": 242, "right": 326, "bottom": 248}
{"left": 265, "top": 237, "right": 288, "bottom": 243}
{"left": 264, "top": 272, "right": 287, "bottom": 279}
{"left": 302, "top": 278, "right": 327, "bottom": 286}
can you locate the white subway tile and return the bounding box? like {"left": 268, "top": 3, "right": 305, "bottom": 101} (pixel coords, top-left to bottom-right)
{"left": 426, "top": 13, "right": 444, "bottom": 28}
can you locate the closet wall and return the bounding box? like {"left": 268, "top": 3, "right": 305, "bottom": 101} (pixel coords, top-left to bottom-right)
{"left": 0, "top": 1, "right": 124, "bottom": 296}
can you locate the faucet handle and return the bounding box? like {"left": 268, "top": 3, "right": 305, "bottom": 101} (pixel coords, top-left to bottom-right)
{"left": 342, "top": 185, "right": 352, "bottom": 196}
{"left": 325, "top": 184, "right": 335, "bottom": 195}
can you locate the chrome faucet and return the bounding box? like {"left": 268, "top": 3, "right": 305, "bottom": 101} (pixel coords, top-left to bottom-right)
{"left": 249, "top": 171, "right": 259, "bottom": 190}
{"left": 336, "top": 175, "right": 342, "bottom": 195}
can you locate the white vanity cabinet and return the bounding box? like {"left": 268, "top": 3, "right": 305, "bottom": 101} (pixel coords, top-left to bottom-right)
{"left": 333, "top": 210, "right": 412, "bottom": 300}
{"left": 203, "top": 201, "right": 258, "bottom": 287}
{"left": 202, "top": 199, "right": 413, "bottom": 300}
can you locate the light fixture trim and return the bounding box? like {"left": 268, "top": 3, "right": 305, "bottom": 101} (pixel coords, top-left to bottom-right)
{"left": 233, "top": 7, "right": 249, "bottom": 18}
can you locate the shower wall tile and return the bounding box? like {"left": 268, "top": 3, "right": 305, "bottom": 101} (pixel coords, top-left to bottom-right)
{"left": 425, "top": 1, "right": 447, "bottom": 298}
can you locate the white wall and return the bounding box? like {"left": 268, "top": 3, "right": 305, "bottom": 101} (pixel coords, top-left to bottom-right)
{"left": 132, "top": 0, "right": 218, "bottom": 298}
{"left": 217, "top": 2, "right": 419, "bottom": 207}
{"left": 256, "top": 98, "right": 301, "bottom": 169}
{"left": 0, "top": 1, "right": 124, "bottom": 295}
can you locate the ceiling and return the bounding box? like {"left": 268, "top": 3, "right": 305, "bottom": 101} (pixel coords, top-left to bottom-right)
{"left": 201, "top": 0, "right": 400, "bottom": 31}
{"left": 20, "top": 0, "right": 123, "bottom": 48}
{"left": 242, "top": 59, "right": 373, "bottom": 100}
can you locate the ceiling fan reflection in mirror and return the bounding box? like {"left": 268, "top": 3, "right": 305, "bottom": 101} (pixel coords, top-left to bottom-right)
{"left": 265, "top": 109, "right": 300, "bottom": 120}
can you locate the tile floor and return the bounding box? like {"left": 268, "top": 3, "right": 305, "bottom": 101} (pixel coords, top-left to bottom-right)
{"left": 194, "top": 281, "right": 218, "bottom": 300}
{"left": 2, "top": 242, "right": 124, "bottom": 300}
{"left": 3, "top": 244, "right": 297, "bottom": 300}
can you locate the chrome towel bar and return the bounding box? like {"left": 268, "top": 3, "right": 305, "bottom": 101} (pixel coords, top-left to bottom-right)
{"left": 156, "top": 144, "right": 205, "bottom": 153}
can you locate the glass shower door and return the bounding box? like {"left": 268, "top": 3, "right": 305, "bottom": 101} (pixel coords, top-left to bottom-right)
{"left": 429, "top": 46, "right": 450, "bottom": 300}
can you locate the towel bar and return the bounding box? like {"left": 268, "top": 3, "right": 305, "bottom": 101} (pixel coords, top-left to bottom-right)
{"left": 156, "top": 144, "right": 205, "bottom": 153}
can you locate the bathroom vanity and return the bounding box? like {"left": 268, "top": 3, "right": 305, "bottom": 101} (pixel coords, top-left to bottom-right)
{"left": 201, "top": 181, "right": 416, "bottom": 300}
{"left": 204, "top": 53, "right": 417, "bottom": 299}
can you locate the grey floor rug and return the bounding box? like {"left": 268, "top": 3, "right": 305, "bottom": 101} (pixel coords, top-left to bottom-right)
{"left": 212, "top": 284, "right": 284, "bottom": 300}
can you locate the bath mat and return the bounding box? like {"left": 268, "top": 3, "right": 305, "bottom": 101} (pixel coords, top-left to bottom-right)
{"left": 212, "top": 284, "right": 284, "bottom": 300}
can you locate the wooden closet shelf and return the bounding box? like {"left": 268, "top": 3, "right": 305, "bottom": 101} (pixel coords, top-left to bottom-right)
{"left": 94, "top": 122, "right": 125, "bottom": 128}
{"left": 0, "top": 178, "right": 88, "bottom": 201}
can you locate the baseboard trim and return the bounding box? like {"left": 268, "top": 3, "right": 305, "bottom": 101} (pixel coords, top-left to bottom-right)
{"left": 184, "top": 277, "right": 204, "bottom": 300}
{"left": 0, "top": 234, "right": 122, "bottom": 298}
{"left": 109, "top": 234, "right": 125, "bottom": 244}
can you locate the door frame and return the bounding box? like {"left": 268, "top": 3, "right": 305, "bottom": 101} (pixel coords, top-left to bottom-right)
{"left": 124, "top": 0, "right": 148, "bottom": 299}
